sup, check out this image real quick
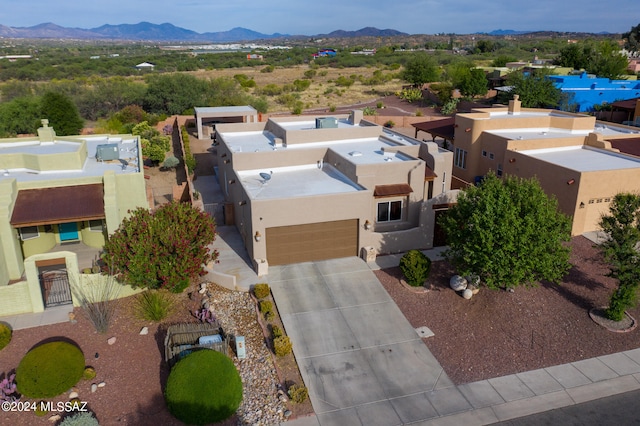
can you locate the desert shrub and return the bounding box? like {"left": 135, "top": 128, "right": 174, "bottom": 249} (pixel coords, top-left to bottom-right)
{"left": 273, "top": 336, "right": 292, "bottom": 357}
{"left": 271, "top": 325, "right": 283, "bottom": 339}
{"left": 135, "top": 290, "right": 175, "bottom": 321}
{"left": 441, "top": 98, "right": 460, "bottom": 115}
{"left": 259, "top": 300, "right": 274, "bottom": 321}
{"left": 0, "top": 323, "right": 11, "bottom": 351}
{"left": 59, "top": 411, "right": 99, "bottom": 426}
{"left": 288, "top": 384, "right": 309, "bottom": 403}
{"left": 82, "top": 367, "right": 96, "bottom": 381}
{"left": 396, "top": 87, "right": 423, "bottom": 103}
{"left": 399, "top": 249, "right": 432, "bottom": 287}
{"left": 362, "top": 106, "right": 376, "bottom": 115}
{"left": 253, "top": 283, "right": 270, "bottom": 299}
{"left": 165, "top": 350, "right": 242, "bottom": 425}
{"left": 163, "top": 156, "right": 180, "bottom": 169}
{"left": 16, "top": 341, "right": 84, "bottom": 398}
{"left": 260, "top": 65, "right": 274, "bottom": 73}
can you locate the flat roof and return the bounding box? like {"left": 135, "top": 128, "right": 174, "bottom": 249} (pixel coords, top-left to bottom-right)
{"left": 486, "top": 127, "right": 590, "bottom": 140}
{"left": 195, "top": 106, "right": 257, "bottom": 114}
{"left": 238, "top": 163, "right": 362, "bottom": 200}
{"left": 0, "top": 136, "right": 141, "bottom": 183}
{"left": 520, "top": 145, "right": 640, "bottom": 172}
{"left": 223, "top": 132, "right": 416, "bottom": 164}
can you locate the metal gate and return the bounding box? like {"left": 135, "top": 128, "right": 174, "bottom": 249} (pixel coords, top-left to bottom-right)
{"left": 39, "top": 269, "right": 73, "bottom": 307}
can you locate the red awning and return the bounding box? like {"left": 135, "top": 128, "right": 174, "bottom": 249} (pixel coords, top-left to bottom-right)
{"left": 374, "top": 184, "right": 413, "bottom": 198}
{"left": 10, "top": 184, "right": 105, "bottom": 227}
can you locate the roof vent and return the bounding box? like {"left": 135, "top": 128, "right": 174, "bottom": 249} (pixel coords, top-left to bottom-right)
{"left": 349, "top": 151, "right": 362, "bottom": 157}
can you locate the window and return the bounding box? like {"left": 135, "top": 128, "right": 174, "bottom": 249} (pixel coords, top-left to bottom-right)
{"left": 481, "top": 150, "right": 487, "bottom": 157}
{"left": 454, "top": 147, "right": 467, "bottom": 169}
{"left": 497, "top": 163, "right": 503, "bottom": 177}
{"left": 19, "top": 226, "right": 39, "bottom": 241}
{"left": 377, "top": 200, "right": 402, "bottom": 222}
{"left": 88, "top": 219, "right": 104, "bottom": 232}
{"left": 489, "top": 152, "right": 495, "bottom": 160}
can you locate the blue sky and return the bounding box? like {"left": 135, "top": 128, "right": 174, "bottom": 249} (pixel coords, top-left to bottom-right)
{"left": 1, "top": 0, "right": 638, "bottom": 36}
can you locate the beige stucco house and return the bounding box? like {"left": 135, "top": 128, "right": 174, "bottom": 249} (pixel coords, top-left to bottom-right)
{"left": 0, "top": 121, "right": 148, "bottom": 315}
{"left": 446, "top": 96, "right": 640, "bottom": 236}
{"left": 215, "top": 110, "right": 456, "bottom": 276}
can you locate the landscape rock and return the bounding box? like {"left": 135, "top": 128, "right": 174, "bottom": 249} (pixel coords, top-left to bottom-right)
{"left": 450, "top": 275, "right": 467, "bottom": 291}
{"left": 68, "top": 391, "right": 78, "bottom": 399}
{"left": 48, "top": 414, "right": 61, "bottom": 422}
{"left": 107, "top": 337, "right": 116, "bottom": 345}
{"left": 139, "top": 326, "right": 149, "bottom": 335}
{"left": 462, "top": 289, "right": 473, "bottom": 300}
{"left": 98, "top": 381, "right": 106, "bottom": 388}
{"left": 91, "top": 383, "right": 98, "bottom": 393}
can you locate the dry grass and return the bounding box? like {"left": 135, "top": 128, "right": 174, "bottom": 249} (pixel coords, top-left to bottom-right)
{"left": 189, "top": 65, "right": 404, "bottom": 113}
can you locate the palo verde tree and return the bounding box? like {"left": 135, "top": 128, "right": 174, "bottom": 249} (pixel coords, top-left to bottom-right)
{"left": 439, "top": 173, "right": 572, "bottom": 290}
{"left": 102, "top": 201, "right": 218, "bottom": 293}
{"left": 598, "top": 193, "right": 640, "bottom": 321}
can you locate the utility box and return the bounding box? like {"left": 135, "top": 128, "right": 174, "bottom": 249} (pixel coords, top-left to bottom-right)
{"left": 235, "top": 336, "right": 246, "bottom": 359}
{"left": 95, "top": 143, "right": 119, "bottom": 161}
{"left": 316, "top": 117, "right": 338, "bottom": 129}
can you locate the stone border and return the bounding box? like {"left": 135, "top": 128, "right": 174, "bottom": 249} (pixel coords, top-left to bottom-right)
{"left": 589, "top": 307, "right": 637, "bottom": 333}
{"left": 399, "top": 278, "right": 429, "bottom": 293}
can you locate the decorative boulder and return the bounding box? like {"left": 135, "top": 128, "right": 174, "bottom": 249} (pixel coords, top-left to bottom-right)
{"left": 450, "top": 275, "right": 468, "bottom": 292}
{"left": 462, "top": 289, "right": 473, "bottom": 300}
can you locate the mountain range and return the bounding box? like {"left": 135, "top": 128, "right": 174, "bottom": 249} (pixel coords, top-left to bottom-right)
{"left": 0, "top": 22, "right": 412, "bottom": 42}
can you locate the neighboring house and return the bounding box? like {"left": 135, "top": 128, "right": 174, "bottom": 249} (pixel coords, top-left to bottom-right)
{"left": 215, "top": 110, "right": 456, "bottom": 276}
{"left": 432, "top": 96, "right": 640, "bottom": 236}
{"left": 0, "top": 120, "right": 148, "bottom": 316}
{"left": 547, "top": 72, "right": 640, "bottom": 112}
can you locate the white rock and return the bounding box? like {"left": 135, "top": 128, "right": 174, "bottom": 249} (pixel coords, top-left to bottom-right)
{"left": 462, "top": 288, "right": 473, "bottom": 299}
{"left": 199, "top": 287, "right": 207, "bottom": 294}
{"left": 450, "top": 275, "right": 468, "bottom": 291}
{"left": 98, "top": 381, "right": 106, "bottom": 388}
{"left": 107, "top": 336, "right": 116, "bottom": 345}
{"left": 200, "top": 282, "right": 207, "bottom": 290}
{"left": 69, "top": 391, "right": 78, "bottom": 399}
{"left": 48, "top": 414, "right": 61, "bottom": 422}
{"left": 139, "top": 326, "right": 149, "bottom": 335}
{"left": 91, "top": 383, "right": 98, "bottom": 393}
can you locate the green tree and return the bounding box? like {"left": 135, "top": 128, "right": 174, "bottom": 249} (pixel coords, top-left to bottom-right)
{"left": 132, "top": 121, "right": 170, "bottom": 164}
{"left": 491, "top": 55, "right": 517, "bottom": 68}
{"left": 40, "top": 91, "right": 84, "bottom": 136}
{"left": 439, "top": 173, "right": 571, "bottom": 290}
{"left": 144, "top": 74, "right": 208, "bottom": 115}
{"left": 102, "top": 201, "right": 218, "bottom": 293}
{"left": 458, "top": 68, "right": 488, "bottom": 99}
{"left": 500, "top": 70, "right": 562, "bottom": 108}
{"left": 402, "top": 54, "right": 440, "bottom": 86}
{"left": 590, "top": 41, "right": 629, "bottom": 79}
{"left": 598, "top": 193, "right": 640, "bottom": 321}
{"left": 622, "top": 23, "right": 640, "bottom": 53}
{"left": 0, "top": 96, "right": 42, "bottom": 136}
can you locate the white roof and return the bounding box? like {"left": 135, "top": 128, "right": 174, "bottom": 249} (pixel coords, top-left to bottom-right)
{"left": 195, "top": 106, "right": 257, "bottom": 115}
{"left": 520, "top": 145, "right": 640, "bottom": 172}
{"left": 0, "top": 136, "right": 141, "bottom": 183}
{"left": 238, "top": 163, "right": 362, "bottom": 200}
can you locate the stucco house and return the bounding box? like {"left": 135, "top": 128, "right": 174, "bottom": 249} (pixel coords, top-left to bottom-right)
{"left": 214, "top": 110, "right": 456, "bottom": 276}
{"left": 0, "top": 120, "right": 149, "bottom": 315}
{"left": 429, "top": 96, "right": 640, "bottom": 236}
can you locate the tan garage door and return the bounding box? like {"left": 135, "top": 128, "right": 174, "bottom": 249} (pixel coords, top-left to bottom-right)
{"left": 266, "top": 219, "right": 358, "bottom": 266}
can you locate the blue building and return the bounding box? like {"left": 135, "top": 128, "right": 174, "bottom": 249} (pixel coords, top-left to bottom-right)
{"left": 547, "top": 72, "right": 640, "bottom": 112}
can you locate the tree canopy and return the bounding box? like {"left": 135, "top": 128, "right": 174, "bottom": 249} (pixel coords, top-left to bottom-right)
{"left": 401, "top": 54, "right": 440, "bottom": 86}
{"left": 554, "top": 40, "right": 629, "bottom": 79}
{"left": 499, "top": 69, "right": 562, "bottom": 108}
{"left": 623, "top": 23, "right": 640, "bottom": 53}
{"left": 40, "top": 91, "right": 84, "bottom": 136}
{"left": 102, "top": 201, "right": 218, "bottom": 293}
{"left": 439, "top": 173, "right": 572, "bottom": 290}
{"left": 598, "top": 193, "right": 640, "bottom": 321}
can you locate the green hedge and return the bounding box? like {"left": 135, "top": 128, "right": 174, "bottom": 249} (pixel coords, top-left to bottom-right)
{"left": 165, "top": 350, "right": 242, "bottom": 425}
{"left": 16, "top": 341, "right": 85, "bottom": 398}
{"left": 399, "top": 249, "right": 432, "bottom": 287}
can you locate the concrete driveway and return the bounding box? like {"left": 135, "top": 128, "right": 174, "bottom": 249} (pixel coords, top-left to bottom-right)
{"left": 269, "top": 257, "right": 462, "bottom": 425}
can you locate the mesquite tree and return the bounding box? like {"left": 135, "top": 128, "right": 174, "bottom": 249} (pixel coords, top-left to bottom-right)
{"left": 103, "top": 201, "right": 218, "bottom": 293}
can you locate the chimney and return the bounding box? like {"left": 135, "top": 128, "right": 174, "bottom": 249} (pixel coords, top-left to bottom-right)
{"left": 350, "top": 110, "right": 364, "bottom": 125}
{"left": 37, "top": 119, "right": 56, "bottom": 142}
{"left": 508, "top": 94, "right": 521, "bottom": 115}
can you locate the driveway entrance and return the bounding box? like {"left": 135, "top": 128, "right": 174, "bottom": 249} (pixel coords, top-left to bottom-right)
{"left": 269, "top": 257, "right": 463, "bottom": 425}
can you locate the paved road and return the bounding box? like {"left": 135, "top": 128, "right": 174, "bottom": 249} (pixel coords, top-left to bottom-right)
{"left": 492, "top": 388, "right": 640, "bottom": 426}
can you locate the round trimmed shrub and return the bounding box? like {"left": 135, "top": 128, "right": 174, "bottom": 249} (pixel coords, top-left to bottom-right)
{"left": 16, "top": 341, "right": 85, "bottom": 398}
{"left": 59, "top": 411, "right": 99, "bottom": 426}
{"left": 0, "top": 323, "right": 12, "bottom": 351}
{"left": 252, "top": 283, "right": 270, "bottom": 299}
{"left": 399, "top": 249, "right": 432, "bottom": 287}
{"left": 165, "top": 350, "right": 242, "bottom": 425}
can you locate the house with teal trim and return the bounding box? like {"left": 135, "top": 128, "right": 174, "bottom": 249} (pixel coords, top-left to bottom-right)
{"left": 0, "top": 120, "right": 149, "bottom": 316}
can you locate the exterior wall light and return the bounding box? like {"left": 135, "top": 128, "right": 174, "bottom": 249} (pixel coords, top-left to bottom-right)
{"left": 254, "top": 231, "right": 262, "bottom": 242}
{"left": 238, "top": 200, "right": 246, "bottom": 206}
{"left": 364, "top": 220, "right": 372, "bottom": 230}
{"left": 509, "top": 158, "right": 516, "bottom": 163}
{"left": 223, "top": 159, "right": 230, "bottom": 164}
{"left": 567, "top": 179, "right": 575, "bottom": 185}
{"left": 579, "top": 202, "right": 585, "bottom": 209}
{"left": 228, "top": 179, "right": 236, "bottom": 184}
